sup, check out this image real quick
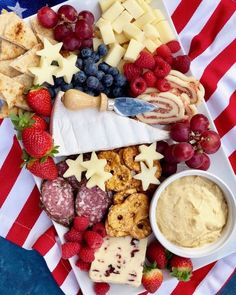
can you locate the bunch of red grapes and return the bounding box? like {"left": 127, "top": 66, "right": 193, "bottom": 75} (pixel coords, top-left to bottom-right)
{"left": 37, "top": 5, "right": 95, "bottom": 51}
{"left": 157, "top": 114, "right": 221, "bottom": 176}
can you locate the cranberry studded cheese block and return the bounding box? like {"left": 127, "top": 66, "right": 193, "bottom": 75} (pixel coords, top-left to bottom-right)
{"left": 89, "top": 236, "right": 148, "bottom": 287}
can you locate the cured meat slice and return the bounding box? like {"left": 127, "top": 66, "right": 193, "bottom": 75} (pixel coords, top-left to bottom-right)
{"left": 75, "top": 183, "right": 111, "bottom": 225}
{"left": 41, "top": 177, "right": 75, "bottom": 226}
{"left": 136, "top": 92, "right": 186, "bottom": 125}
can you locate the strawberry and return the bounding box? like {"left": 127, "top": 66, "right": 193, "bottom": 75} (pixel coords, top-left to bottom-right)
{"left": 73, "top": 216, "right": 90, "bottom": 232}
{"left": 123, "top": 63, "right": 142, "bottom": 81}
{"left": 83, "top": 231, "right": 103, "bottom": 249}
{"left": 130, "top": 77, "right": 147, "bottom": 97}
{"left": 156, "top": 78, "right": 171, "bottom": 92}
{"left": 134, "top": 50, "right": 155, "bottom": 70}
{"left": 92, "top": 223, "right": 107, "bottom": 238}
{"left": 169, "top": 255, "right": 193, "bottom": 281}
{"left": 94, "top": 282, "right": 110, "bottom": 295}
{"left": 146, "top": 240, "right": 170, "bottom": 269}
{"left": 64, "top": 228, "right": 83, "bottom": 243}
{"left": 79, "top": 246, "right": 95, "bottom": 263}
{"left": 153, "top": 56, "right": 171, "bottom": 78}
{"left": 61, "top": 242, "right": 81, "bottom": 259}
{"left": 166, "top": 40, "right": 181, "bottom": 53}
{"left": 25, "top": 156, "right": 58, "bottom": 180}
{"left": 172, "top": 55, "right": 191, "bottom": 73}
{"left": 26, "top": 86, "right": 52, "bottom": 117}
{"left": 142, "top": 263, "right": 163, "bottom": 293}
{"left": 142, "top": 71, "right": 157, "bottom": 87}
{"left": 155, "top": 44, "right": 173, "bottom": 65}
{"left": 10, "top": 112, "right": 48, "bottom": 132}
{"left": 76, "top": 259, "right": 91, "bottom": 271}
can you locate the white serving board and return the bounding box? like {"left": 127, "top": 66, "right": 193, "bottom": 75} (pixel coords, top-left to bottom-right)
{"left": 30, "top": 0, "right": 236, "bottom": 294}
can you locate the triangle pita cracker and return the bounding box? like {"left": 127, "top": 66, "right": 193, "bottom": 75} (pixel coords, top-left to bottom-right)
{"left": 0, "top": 12, "right": 15, "bottom": 35}
{"left": 13, "top": 74, "right": 34, "bottom": 90}
{"left": 0, "top": 101, "right": 19, "bottom": 118}
{"left": 0, "top": 59, "right": 21, "bottom": 77}
{"left": 0, "top": 39, "right": 26, "bottom": 60}
{"left": 30, "top": 17, "right": 55, "bottom": 42}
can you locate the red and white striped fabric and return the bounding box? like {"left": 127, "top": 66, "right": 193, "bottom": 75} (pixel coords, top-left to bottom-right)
{"left": 0, "top": 0, "right": 235, "bottom": 294}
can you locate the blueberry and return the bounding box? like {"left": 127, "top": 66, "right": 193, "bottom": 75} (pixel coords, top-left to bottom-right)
{"left": 47, "top": 86, "right": 56, "bottom": 98}
{"left": 108, "top": 67, "right": 119, "bottom": 77}
{"left": 96, "top": 70, "right": 105, "bottom": 80}
{"left": 102, "top": 74, "right": 114, "bottom": 87}
{"left": 102, "top": 88, "right": 111, "bottom": 96}
{"left": 98, "top": 62, "right": 110, "bottom": 73}
{"left": 83, "top": 57, "right": 94, "bottom": 66}
{"left": 114, "top": 74, "right": 127, "bottom": 87}
{"left": 96, "top": 82, "right": 105, "bottom": 93}
{"left": 86, "top": 76, "right": 99, "bottom": 89}
{"left": 91, "top": 52, "right": 100, "bottom": 63}
{"left": 81, "top": 48, "right": 93, "bottom": 58}
{"left": 74, "top": 85, "right": 84, "bottom": 91}
{"left": 73, "top": 71, "right": 87, "bottom": 83}
{"left": 53, "top": 76, "right": 64, "bottom": 87}
{"left": 84, "top": 63, "right": 98, "bottom": 76}
{"left": 84, "top": 87, "right": 95, "bottom": 96}
{"left": 61, "top": 83, "right": 73, "bottom": 92}
{"left": 97, "top": 44, "right": 108, "bottom": 57}
{"left": 76, "top": 58, "right": 83, "bottom": 70}
{"left": 112, "top": 87, "right": 124, "bottom": 97}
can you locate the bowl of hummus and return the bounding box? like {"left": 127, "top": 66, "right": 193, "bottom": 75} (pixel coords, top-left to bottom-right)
{"left": 150, "top": 170, "right": 236, "bottom": 258}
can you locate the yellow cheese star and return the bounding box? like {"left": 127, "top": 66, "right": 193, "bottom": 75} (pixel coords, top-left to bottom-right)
{"left": 135, "top": 143, "right": 163, "bottom": 168}
{"left": 81, "top": 152, "right": 107, "bottom": 179}
{"left": 54, "top": 54, "right": 79, "bottom": 84}
{"left": 29, "top": 58, "right": 57, "bottom": 85}
{"left": 63, "top": 154, "right": 87, "bottom": 182}
{"left": 133, "top": 162, "right": 160, "bottom": 191}
{"left": 37, "top": 38, "right": 63, "bottom": 64}
{"left": 86, "top": 172, "right": 112, "bottom": 191}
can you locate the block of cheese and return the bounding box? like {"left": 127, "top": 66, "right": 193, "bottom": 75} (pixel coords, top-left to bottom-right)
{"left": 122, "top": 43, "right": 129, "bottom": 49}
{"left": 137, "top": 0, "right": 152, "bottom": 13}
{"left": 122, "top": 0, "right": 145, "bottom": 19}
{"left": 114, "top": 32, "right": 129, "bottom": 44}
{"left": 152, "top": 9, "right": 165, "bottom": 24}
{"left": 104, "top": 43, "right": 125, "bottom": 67}
{"left": 96, "top": 17, "right": 107, "bottom": 28}
{"left": 124, "top": 38, "right": 144, "bottom": 62}
{"left": 89, "top": 236, "right": 148, "bottom": 287}
{"left": 155, "top": 20, "right": 175, "bottom": 43}
{"left": 102, "top": 1, "right": 124, "bottom": 22}
{"left": 117, "top": 58, "right": 125, "bottom": 73}
{"left": 99, "top": 0, "right": 117, "bottom": 12}
{"left": 144, "top": 38, "right": 160, "bottom": 53}
{"left": 133, "top": 11, "right": 155, "bottom": 28}
{"left": 123, "top": 23, "right": 143, "bottom": 41}
{"left": 135, "top": 31, "right": 145, "bottom": 42}
{"left": 112, "top": 10, "right": 133, "bottom": 34}
{"left": 99, "top": 21, "right": 116, "bottom": 44}
{"left": 143, "top": 23, "right": 160, "bottom": 39}
{"left": 93, "top": 37, "right": 103, "bottom": 51}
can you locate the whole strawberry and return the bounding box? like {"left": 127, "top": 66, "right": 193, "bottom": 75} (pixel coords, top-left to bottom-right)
{"left": 94, "top": 282, "right": 110, "bottom": 295}
{"left": 134, "top": 50, "right": 155, "bottom": 70}
{"left": 142, "top": 263, "right": 163, "bottom": 293}
{"left": 26, "top": 156, "right": 58, "bottom": 180}
{"left": 10, "top": 112, "right": 48, "bottom": 132}
{"left": 146, "top": 240, "right": 170, "bottom": 269}
{"left": 26, "top": 86, "right": 52, "bottom": 116}
{"left": 169, "top": 255, "right": 193, "bottom": 281}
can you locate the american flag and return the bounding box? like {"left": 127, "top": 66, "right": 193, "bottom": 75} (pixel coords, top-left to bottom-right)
{"left": 0, "top": 0, "right": 236, "bottom": 294}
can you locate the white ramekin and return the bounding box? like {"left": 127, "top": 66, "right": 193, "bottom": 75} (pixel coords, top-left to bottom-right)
{"left": 149, "top": 170, "right": 236, "bottom": 258}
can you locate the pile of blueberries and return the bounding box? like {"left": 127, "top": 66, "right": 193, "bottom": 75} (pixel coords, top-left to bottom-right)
{"left": 48, "top": 44, "right": 128, "bottom": 98}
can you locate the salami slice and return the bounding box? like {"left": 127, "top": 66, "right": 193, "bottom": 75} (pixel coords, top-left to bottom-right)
{"left": 75, "top": 183, "right": 111, "bottom": 225}
{"left": 57, "top": 161, "right": 81, "bottom": 191}
{"left": 41, "top": 177, "right": 75, "bottom": 226}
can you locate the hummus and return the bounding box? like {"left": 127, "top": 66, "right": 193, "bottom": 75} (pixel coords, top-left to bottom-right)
{"left": 156, "top": 176, "right": 228, "bottom": 248}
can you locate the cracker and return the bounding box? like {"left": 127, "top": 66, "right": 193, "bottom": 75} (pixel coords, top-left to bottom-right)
{"left": 13, "top": 74, "right": 34, "bottom": 90}
{"left": 0, "top": 59, "right": 21, "bottom": 77}
{"left": 30, "top": 17, "right": 55, "bottom": 42}
{"left": 0, "top": 101, "right": 19, "bottom": 118}
{"left": 0, "top": 39, "right": 25, "bottom": 60}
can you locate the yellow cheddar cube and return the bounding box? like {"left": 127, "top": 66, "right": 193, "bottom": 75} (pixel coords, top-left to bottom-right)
{"left": 155, "top": 20, "right": 175, "bottom": 43}
{"left": 143, "top": 23, "right": 160, "bottom": 39}
{"left": 124, "top": 39, "right": 144, "bottom": 62}
{"left": 122, "top": 0, "right": 144, "bottom": 19}
{"left": 104, "top": 43, "right": 126, "bottom": 67}
{"left": 99, "top": 21, "right": 116, "bottom": 44}
{"left": 112, "top": 10, "right": 133, "bottom": 34}
{"left": 133, "top": 11, "right": 155, "bottom": 28}
{"left": 115, "top": 32, "right": 129, "bottom": 44}
{"left": 102, "top": 1, "right": 124, "bottom": 22}
{"left": 99, "top": 0, "right": 117, "bottom": 12}
{"left": 123, "top": 23, "right": 143, "bottom": 41}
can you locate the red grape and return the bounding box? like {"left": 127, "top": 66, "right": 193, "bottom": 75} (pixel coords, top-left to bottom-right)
{"left": 198, "top": 153, "right": 210, "bottom": 170}
{"left": 190, "top": 114, "right": 209, "bottom": 134}
{"left": 172, "top": 143, "right": 194, "bottom": 162}
{"left": 199, "top": 130, "right": 221, "bottom": 154}
{"left": 75, "top": 20, "right": 93, "bottom": 39}
{"left": 78, "top": 10, "right": 95, "bottom": 25}
{"left": 63, "top": 35, "right": 81, "bottom": 51}
{"left": 185, "top": 151, "right": 204, "bottom": 169}
{"left": 54, "top": 24, "right": 73, "bottom": 42}
{"left": 57, "top": 5, "right": 78, "bottom": 23}
{"left": 156, "top": 141, "right": 169, "bottom": 154}
{"left": 164, "top": 145, "right": 179, "bottom": 163}
{"left": 80, "top": 38, "right": 93, "bottom": 49}
{"left": 162, "top": 160, "right": 177, "bottom": 176}
{"left": 170, "top": 122, "right": 190, "bottom": 142}
{"left": 37, "top": 6, "right": 58, "bottom": 28}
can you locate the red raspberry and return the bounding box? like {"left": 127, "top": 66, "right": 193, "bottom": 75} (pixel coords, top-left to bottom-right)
{"left": 155, "top": 44, "right": 173, "bottom": 65}
{"left": 134, "top": 50, "right": 155, "bottom": 70}
{"left": 76, "top": 259, "right": 91, "bottom": 271}
{"left": 123, "top": 63, "right": 142, "bottom": 81}
{"left": 166, "top": 40, "right": 181, "bottom": 53}
{"left": 61, "top": 242, "right": 81, "bottom": 259}
{"left": 94, "top": 282, "right": 110, "bottom": 295}
{"left": 79, "top": 246, "right": 95, "bottom": 263}
{"left": 73, "top": 216, "right": 90, "bottom": 232}
{"left": 156, "top": 79, "right": 171, "bottom": 92}
{"left": 142, "top": 71, "right": 157, "bottom": 87}
{"left": 64, "top": 228, "right": 83, "bottom": 243}
{"left": 92, "top": 223, "right": 107, "bottom": 238}
{"left": 153, "top": 56, "right": 171, "bottom": 78}
{"left": 83, "top": 231, "right": 103, "bottom": 249}
{"left": 130, "top": 77, "right": 147, "bottom": 97}
{"left": 146, "top": 240, "right": 169, "bottom": 269}
{"left": 172, "top": 55, "right": 191, "bottom": 73}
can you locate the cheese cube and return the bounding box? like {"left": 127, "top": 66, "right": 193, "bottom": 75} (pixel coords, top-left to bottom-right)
{"left": 124, "top": 39, "right": 144, "bottom": 62}
{"left": 143, "top": 23, "right": 160, "bottom": 39}
{"left": 99, "top": 21, "right": 116, "bottom": 44}
{"left": 123, "top": 0, "right": 144, "bottom": 19}
{"left": 114, "top": 32, "right": 129, "bottom": 44}
{"left": 155, "top": 20, "right": 175, "bottom": 43}
{"left": 99, "top": 0, "right": 117, "bottom": 12}
{"left": 133, "top": 11, "right": 155, "bottom": 28}
{"left": 112, "top": 10, "right": 133, "bottom": 34}
{"left": 137, "top": 0, "right": 152, "bottom": 13}
{"left": 102, "top": 1, "right": 124, "bottom": 22}
{"left": 152, "top": 9, "right": 165, "bottom": 23}
{"left": 104, "top": 43, "right": 126, "bottom": 67}
{"left": 93, "top": 38, "right": 103, "bottom": 51}
{"left": 96, "top": 17, "right": 107, "bottom": 28}
{"left": 117, "top": 58, "right": 125, "bottom": 73}
{"left": 122, "top": 43, "right": 129, "bottom": 49}
{"left": 136, "top": 31, "right": 145, "bottom": 42}
{"left": 123, "top": 23, "right": 143, "bottom": 41}
{"left": 144, "top": 38, "right": 162, "bottom": 53}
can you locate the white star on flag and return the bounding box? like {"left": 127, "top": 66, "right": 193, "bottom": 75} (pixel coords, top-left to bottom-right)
{"left": 7, "top": 1, "right": 27, "bottom": 18}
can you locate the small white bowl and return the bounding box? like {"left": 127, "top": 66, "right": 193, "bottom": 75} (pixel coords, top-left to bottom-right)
{"left": 149, "top": 170, "right": 236, "bottom": 258}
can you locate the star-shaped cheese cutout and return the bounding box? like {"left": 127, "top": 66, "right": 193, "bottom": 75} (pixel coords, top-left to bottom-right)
{"left": 63, "top": 154, "right": 87, "bottom": 182}
{"left": 133, "top": 162, "right": 160, "bottom": 191}
{"left": 37, "top": 38, "right": 63, "bottom": 64}
{"left": 86, "top": 172, "right": 112, "bottom": 191}
{"left": 29, "top": 58, "right": 57, "bottom": 85}
{"left": 54, "top": 54, "right": 79, "bottom": 83}
{"left": 135, "top": 143, "right": 163, "bottom": 168}
{"left": 81, "top": 152, "right": 107, "bottom": 179}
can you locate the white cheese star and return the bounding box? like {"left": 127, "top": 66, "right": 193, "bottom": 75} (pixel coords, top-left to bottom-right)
{"left": 133, "top": 162, "right": 160, "bottom": 191}
{"left": 37, "top": 38, "right": 63, "bottom": 64}
{"left": 86, "top": 172, "right": 112, "bottom": 191}
{"left": 135, "top": 143, "right": 163, "bottom": 168}
{"left": 63, "top": 154, "right": 87, "bottom": 182}
{"left": 81, "top": 152, "right": 107, "bottom": 179}
{"left": 29, "top": 58, "right": 57, "bottom": 85}
{"left": 54, "top": 54, "right": 79, "bottom": 84}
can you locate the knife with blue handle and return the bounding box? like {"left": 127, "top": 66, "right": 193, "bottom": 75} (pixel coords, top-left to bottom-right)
{"left": 62, "top": 89, "right": 156, "bottom": 116}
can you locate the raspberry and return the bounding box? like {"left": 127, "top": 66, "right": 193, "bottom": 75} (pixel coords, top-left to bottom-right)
{"left": 134, "top": 50, "right": 155, "bottom": 70}
{"left": 123, "top": 63, "right": 142, "bottom": 81}
{"left": 156, "top": 79, "right": 171, "bottom": 92}
{"left": 61, "top": 242, "right": 81, "bottom": 259}
{"left": 79, "top": 246, "right": 95, "bottom": 263}
{"left": 155, "top": 44, "right": 173, "bottom": 64}
{"left": 76, "top": 259, "right": 91, "bottom": 271}
{"left": 83, "top": 231, "right": 103, "bottom": 249}
{"left": 153, "top": 56, "right": 171, "bottom": 78}
{"left": 73, "top": 216, "right": 90, "bottom": 232}
{"left": 94, "top": 282, "right": 110, "bottom": 295}
{"left": 92, "top": 223, "right": 107, "bottom": 238}
{"left": 64, "top": 228, "right": 83, "bottom": 243}
{"left": 130, "top": 77, "right": 147, "bottom": 97}
{"left": 166, "top": 40, "right": 181, "bottom": 53}
{"left": 142, "top": 71, "right": 157, "bottom": 87}
{"left": 172, "top": 55, "right": 191, "bottom": 73}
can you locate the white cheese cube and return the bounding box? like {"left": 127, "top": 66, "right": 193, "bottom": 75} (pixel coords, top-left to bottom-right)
{"left": 102, "top": 1, "right": 124, "bottom": 22}
{"left": 155, "top": 20, "right": 175, "bottom": 43}
{"left": 99, "top": 21, "right": 116, "bottom": 44}
{"left": 117, "top": 58, "right": 125, "bottom": 73}
{"left": 137, "top": 0, "right": 152, "bottom": 13}
{"left": 96, "top": 17, "right": 107, "bottom": 28}
{"left": 122, "top": 43, "right": 129, "bottom": 49}
{"left": 133, "top": 11, "right": 155, "bottom": 28}
{"left": 143, "top": 23, "right": 160, "bottom": 39}
{"left": 99, "top": 0, "right": 116, "bottom": 12}
{"left": 122, "top": 0, "right": 145, "bottom": 19}
{"left": 123, "top": 23, "right": 143, "bottom": 41}
{"left": 124, "top": 39, "right": 145, "bottom": 62}
{"left": 144, "top": 38, "right": 161, "bottom": 53}
{"left": 114, "top": 32, "right": 129, "bottom": 44}
{"left": 135, "top": 31, "right": 145, "bottom": 42}
{"left": 112, "top": 10, "right": 133, "bottom": 34}
{"left": 152, "top": 9, "right": 165, "bottom": 23}
{"left": 93, "top": 38, "right": 103, "bottom": 51}
{"left": 104, "top": 43, "right": 126, "bottom": 67}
